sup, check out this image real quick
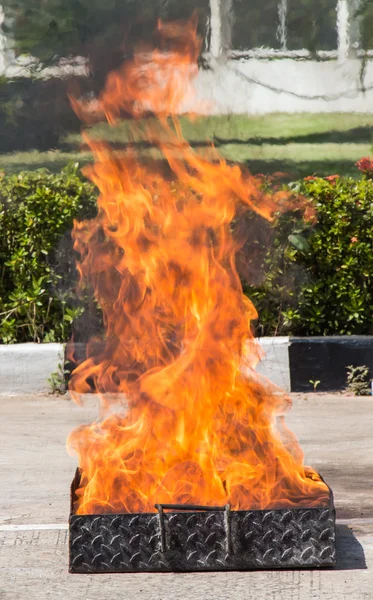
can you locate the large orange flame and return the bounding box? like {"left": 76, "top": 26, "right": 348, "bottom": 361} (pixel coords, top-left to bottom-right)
{"left": 67, "top": 18, "right": 329, "bottom": 515}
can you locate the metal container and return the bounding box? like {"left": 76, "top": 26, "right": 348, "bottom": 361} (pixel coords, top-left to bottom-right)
{"left": 69, "top": 469, "right": 336, "bottom": 573}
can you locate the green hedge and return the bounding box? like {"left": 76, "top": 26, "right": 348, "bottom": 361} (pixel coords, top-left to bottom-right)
{"left": 0, "top": 165, "right": 96, "bottom": 343}
{"left": 2, "top": 167, "right": 373, "bottom": 343}
{"left": 247, "top": 175, "right": 373, "bottom": 336}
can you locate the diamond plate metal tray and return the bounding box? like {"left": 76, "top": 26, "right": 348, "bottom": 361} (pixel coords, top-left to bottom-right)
{"left": 69, "top": 469, "right": 336, "bottom": 573}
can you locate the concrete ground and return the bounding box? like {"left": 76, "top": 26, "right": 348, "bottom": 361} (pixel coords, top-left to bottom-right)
{"left": 1, "top": 393, "right": 372, "bottom": 600}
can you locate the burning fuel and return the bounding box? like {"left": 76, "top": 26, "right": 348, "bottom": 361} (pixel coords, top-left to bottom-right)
{"left": 67, "top": 17, "right": 329, "bottom": 515}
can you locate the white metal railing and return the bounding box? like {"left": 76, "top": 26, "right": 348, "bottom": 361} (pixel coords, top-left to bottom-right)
{"left": 0, "top": 5, "right": 9, "bottom": 72}
{"left": 277, "top": 0, "right": 288, "bottom": 51}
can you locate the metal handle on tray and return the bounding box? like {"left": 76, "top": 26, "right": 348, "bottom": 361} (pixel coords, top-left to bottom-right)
{"left": 154, "top": 503, "right": 232, "bottom": 554}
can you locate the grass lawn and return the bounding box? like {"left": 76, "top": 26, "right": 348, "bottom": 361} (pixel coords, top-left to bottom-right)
{"left": 64, "top": 112, "right": 373, "bottom": 145}
{"left": 1, "top": 113, "right": 373, "bottom": 178}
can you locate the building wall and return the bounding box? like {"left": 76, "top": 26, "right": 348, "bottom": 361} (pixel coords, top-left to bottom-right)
{"left": 191, "top": 56, "right": 373, "bottom": 114}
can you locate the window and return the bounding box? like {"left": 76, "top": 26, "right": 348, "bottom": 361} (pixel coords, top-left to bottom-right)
{"left": 223, "top": 0, "right": 342, "bottom": 53}
{"left": 287, "top": 0, "right": 338, "bottom": 51}
{"left": 231, "top": 0, "right": 282, "bottom": 50}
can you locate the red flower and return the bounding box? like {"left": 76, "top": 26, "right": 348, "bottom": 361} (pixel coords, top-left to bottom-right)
{"left": 356, "top": 157, "right": 373, "bottom": 176}
{"left": 350, "top": 237, "right": 358, "bottom": 244}
{"left": 304, "top": 175, "right": 316, "bottom": 181}
{"left": 324, "top": 174, "right": 339, "bottom": 182}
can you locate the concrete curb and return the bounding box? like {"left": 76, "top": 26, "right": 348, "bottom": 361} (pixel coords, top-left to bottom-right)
{"left": 0, "top": 339, "right": 291, "bottom": 395}
{"left": 0, "top": 343, "right": 65, "bottom": 395}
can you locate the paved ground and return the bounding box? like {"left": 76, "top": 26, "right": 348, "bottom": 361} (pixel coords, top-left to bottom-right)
{"left": 1, "top": 393, "right": 372, "bottom": 600}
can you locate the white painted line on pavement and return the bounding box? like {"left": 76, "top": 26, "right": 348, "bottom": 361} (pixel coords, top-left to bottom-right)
{"left": 0, "top": 523, "right": 68, "bottom": 531}
{"left": 0, "top": 517, "right": 373, "bottom": 533}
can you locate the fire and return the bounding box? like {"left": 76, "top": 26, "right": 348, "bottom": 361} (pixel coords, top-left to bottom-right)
{"left": 67, "top": 17, "right": 329, "bottom": 515}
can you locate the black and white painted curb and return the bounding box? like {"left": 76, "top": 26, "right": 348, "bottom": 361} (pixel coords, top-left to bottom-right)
{"left": 1, "top": 336, "right": 372, "bottom": 395}
{"left": 259, "top": 335, "right": 373, "bottom": 393}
